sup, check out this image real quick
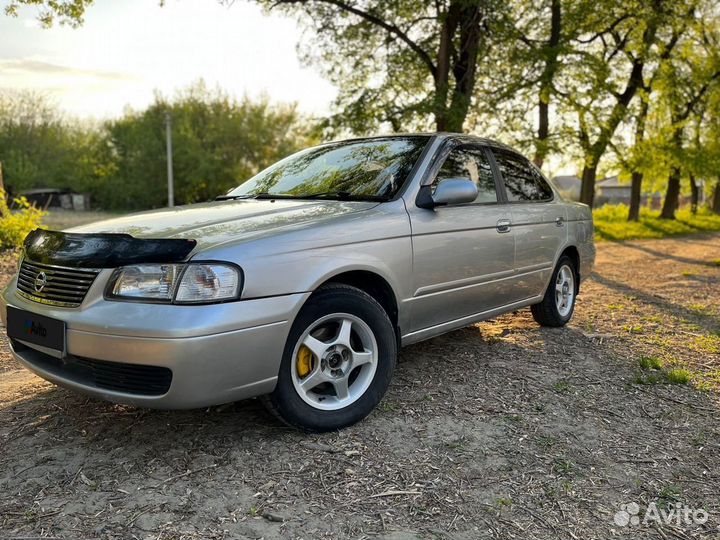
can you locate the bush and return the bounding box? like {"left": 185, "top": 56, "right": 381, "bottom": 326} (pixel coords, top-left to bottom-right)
{"left": 0, "top": 190, "right": 46, "bottom": 250}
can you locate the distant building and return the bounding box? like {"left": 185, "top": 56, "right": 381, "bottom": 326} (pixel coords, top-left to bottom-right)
{"left": 595, "top": 176, "right": 630, "bottom": 205}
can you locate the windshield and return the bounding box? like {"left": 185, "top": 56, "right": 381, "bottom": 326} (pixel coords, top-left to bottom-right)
{"left": 226, "top": 136, "right": 430, "bottom": 201}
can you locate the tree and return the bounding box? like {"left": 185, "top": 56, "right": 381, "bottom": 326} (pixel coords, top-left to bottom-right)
{"left": 0, "top": 86, "right": 317, "bottom": 211}
{"left": 251, "top": 0, "right": 499, "bottom": 133}
{"left": 566, "top": 0, "right": 670, "bottom": 207}
{"left": 701, "top": 86, "right": 720, "bottom": 214}
{"left": 0, "top": 91, "right": 105, "bottom": 195}
{"left": 625, "top": 22, "right": 685, "bottom": 221}
{"left": 489, "top": 0, "right": 589, "bottom": 167}
{"left": 3, "top": 0, "right": 93, "bottom": 26}
{"left": 103, "top": 82, "right": 317, "bottom": 210}
{"left": 656, "top": 17, "right": 720, "bottom": 219}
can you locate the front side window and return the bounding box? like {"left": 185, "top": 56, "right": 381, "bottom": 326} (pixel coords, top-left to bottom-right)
{"left": 227, "top": 136, "right": 430, "bottom": 201}
{"left": 432, "top": 146, "right": 497, "bottom": 204}
{"left": 493, "top": 151, "right": 554, "bottom": 202}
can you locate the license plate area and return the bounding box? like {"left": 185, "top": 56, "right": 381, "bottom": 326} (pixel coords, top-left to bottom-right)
{"left": 6, "top": 306, "right": 66, "bottom": 358}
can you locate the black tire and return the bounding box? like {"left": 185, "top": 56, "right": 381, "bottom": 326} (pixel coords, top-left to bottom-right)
{"left": 262, "top": 283, "right": 397, "bottom": 432}
{"left": 531, "top": 255, "right": 578, "bottom": 327}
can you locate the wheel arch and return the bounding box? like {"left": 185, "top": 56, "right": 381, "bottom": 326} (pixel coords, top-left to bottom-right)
{"left": 316, "top": 270, "right": 400, "bottom": 339}
{"left": 558, "top": 245, "right": 581, "bottom": 293}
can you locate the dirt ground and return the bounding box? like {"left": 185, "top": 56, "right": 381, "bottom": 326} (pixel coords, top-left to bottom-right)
{"left": 1, "top": 234, "right": 719, "bottom": 539}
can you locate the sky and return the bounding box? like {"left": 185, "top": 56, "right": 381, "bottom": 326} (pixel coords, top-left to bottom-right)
{"left": 0, "top": 0, "right": 337, "bottom": 120}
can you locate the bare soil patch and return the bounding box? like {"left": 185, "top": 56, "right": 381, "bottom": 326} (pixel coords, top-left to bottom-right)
{"left": 1, "top": 234, "right": 719, "bottom": 539}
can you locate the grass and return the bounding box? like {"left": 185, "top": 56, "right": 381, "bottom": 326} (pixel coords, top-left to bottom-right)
{"left": 593, "top": 205, "right": 720, "bottom": 242}
{"left": 657, "top": 485, "right": 682, "bottom": 509}
{"left": 634, "top": 356, "right": 691, "bottom": 385}
{"left": 536, "top": 435, "right": 558, "bottom": 449}
{"left": 666, "top": 369, "right": 691, "bottom": 385}
{"left": 552, "top": 458, "right": 575, "bottom": 476}
{"left": 638, "top": 357, "right": 663, "bottom": 370}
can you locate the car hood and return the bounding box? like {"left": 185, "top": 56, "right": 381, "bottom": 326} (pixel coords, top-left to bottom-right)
{"left": 68, "top": 199, "right": 378, "bottom": 252}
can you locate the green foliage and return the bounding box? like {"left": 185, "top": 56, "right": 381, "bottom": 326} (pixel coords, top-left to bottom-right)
{"left": 0, "top": 91, "right": 109, "bottom": 197}
{"left": 258, "top": 0, "right": 504, "bottom": 134}
{"left": 593, "top": 204, "right": 720, "bottom": 241}
{"left": 100, "top": 83, "right": 317, "bottom": 210}
{"left": 0, "top": 86, "right": 317, "bottom": 211}
{"left": 3, "top": 0, "right": 93, "bottom": 27}
{"left": 0, "top": 190, "right": 46, "bottom": 249}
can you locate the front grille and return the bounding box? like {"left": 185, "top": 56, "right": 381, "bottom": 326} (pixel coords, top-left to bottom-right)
{"left": 11, "top": 341, "right": 172, "bottom": 396}
{"left": 17, "top": 259, "right": 100, "bottom": 307}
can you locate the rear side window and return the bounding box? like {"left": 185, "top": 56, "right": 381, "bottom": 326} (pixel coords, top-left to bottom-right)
{"left": 493, "top": 151, "right": 553, "bottom": 202}
{"left": 432, "top": 146, "right": 497, "bottom": 204}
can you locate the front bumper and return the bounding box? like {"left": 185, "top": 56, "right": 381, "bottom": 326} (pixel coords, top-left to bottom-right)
{"left": 1, "top": 273, "right": 310, "bottom": 408}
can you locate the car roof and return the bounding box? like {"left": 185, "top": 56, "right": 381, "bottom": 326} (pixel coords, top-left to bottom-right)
{"left": 330, "top": 132, "right": 518, "bottom": 153}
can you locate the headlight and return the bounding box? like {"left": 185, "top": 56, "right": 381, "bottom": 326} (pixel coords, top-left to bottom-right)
{"left": 107, "top": 263, "right": 242, "bottom": 304}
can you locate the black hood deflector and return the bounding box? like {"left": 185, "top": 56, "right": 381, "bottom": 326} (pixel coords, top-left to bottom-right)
{"left": 23, "top": 229, "right": 197, "bottom": 268}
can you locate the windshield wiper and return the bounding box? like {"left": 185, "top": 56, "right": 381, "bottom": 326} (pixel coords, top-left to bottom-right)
{"left": 215, "top": 192, "right": 285, "bottom": 201}
{"left": 215, "top": 194, "right": 254, "bottom": 201}
{"left": 293, "top": 191, "right": 389, "bottom": 202}
{"left": 218, "top": 191, "right": 389, "bottom": 202}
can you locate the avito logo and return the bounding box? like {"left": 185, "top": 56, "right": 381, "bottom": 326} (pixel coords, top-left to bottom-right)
{"left": 24, "top": 319, "right": 47, "bottom": 338}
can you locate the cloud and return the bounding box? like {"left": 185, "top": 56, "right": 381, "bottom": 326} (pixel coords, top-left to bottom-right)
{"left": 0, "top": 58, "right": 137, "bottom": 81}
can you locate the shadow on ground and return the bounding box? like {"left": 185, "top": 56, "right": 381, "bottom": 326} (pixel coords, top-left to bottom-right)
{"left": 1, "top": 234, "right": 720, "bottom": 539}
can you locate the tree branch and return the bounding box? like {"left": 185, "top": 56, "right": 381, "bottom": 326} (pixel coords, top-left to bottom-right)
{"left": 679, "top": 69, "right": 720, "bottom": 122}
{"left": 574, "top": 14, "right": 633, "bottom": 44}
{"left": 279, "top": 0, "right": 437, "bottom": 78}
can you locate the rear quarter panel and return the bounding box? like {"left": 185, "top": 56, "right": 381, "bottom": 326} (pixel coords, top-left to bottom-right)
{"left": 565, "top": 202, "right": 595, "bottom": 282}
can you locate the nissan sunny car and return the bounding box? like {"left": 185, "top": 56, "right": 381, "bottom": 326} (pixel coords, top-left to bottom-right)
{"left": 1, "top": 133, "right": 595, "bottom": 431}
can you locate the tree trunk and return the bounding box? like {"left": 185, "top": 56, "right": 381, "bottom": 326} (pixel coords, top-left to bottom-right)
{"left": 534, "top": 95, "right": 549, "bottom": 168}
{"left": 661, "top": 127, "right": 684, "bottom": 219}
{"left": 445, "top": 4, "right": 482, "bottom": 132}
{"left": 689, "top": 174, "right": 698, "bottom": 214}
{"left": 533, "top": 0, "right": 561, "bottom": 168}
{"left": 579, "top": 165, "right": 597, "bottom": 207}
{"left": 628, "top": 96, "right": 649, "bottom": 222}
{"left": 660, "top": 167, "right": 681, "bottom": 219}
{"left": 712, "top": 179, "right": 720, "bottom": 214}
{"left": 434, "top": 0, "right": 482, "bottom": 133}
{"left": 628, "top": 171, "right": 643, "bottom": 221}
{"left": 434, "top": 2, "right": 461, "bottom": 131}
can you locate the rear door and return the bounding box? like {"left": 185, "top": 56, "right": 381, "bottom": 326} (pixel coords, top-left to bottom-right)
{"left": 489, "top": 149, "right": 567, "bottom": 300}
{"left": 407, "top": 144, "right": 516, "bottom": 332}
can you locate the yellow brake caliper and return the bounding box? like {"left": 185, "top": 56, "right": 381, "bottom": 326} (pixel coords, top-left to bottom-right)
{"left": 296, "top": 345, "right": 314, "bottom": 377}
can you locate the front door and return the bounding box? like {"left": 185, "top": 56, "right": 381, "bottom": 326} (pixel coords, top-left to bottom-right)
{"left": 406, "top": 145, "right": 516, "bottom": 333}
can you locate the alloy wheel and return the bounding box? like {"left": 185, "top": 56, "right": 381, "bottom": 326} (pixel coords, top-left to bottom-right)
{"left": 290, "top": 313, "right": 378, "bottom": 411}
{"left": 555, "top": 264, "right": 575, "bottom": 317}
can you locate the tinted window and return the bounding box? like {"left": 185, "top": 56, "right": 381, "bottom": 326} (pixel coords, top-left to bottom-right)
{"left": 432, "top": 146, "right": 497, "bottom": 204}
{"left": 494, "top": 152, "right": 553, "bottom": 202}
{"left": 228, "top": 136, "right": 429, "bottom": 201}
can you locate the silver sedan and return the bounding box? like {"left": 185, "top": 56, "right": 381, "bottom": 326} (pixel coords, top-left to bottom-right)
{"left": 1, "top": 134, "right": 595, "bottom": 431}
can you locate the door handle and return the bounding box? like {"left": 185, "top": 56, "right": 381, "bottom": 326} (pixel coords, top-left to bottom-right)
{"left": 555, "top": 216, "right": 565, "bottom": 227}
{"left": 496, "top": 219, "right": 511, "bottom": 233}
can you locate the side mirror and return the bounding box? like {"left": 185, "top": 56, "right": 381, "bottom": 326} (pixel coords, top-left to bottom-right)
{"left": 416, "top": 178, "right": 478, "bottom": 209}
